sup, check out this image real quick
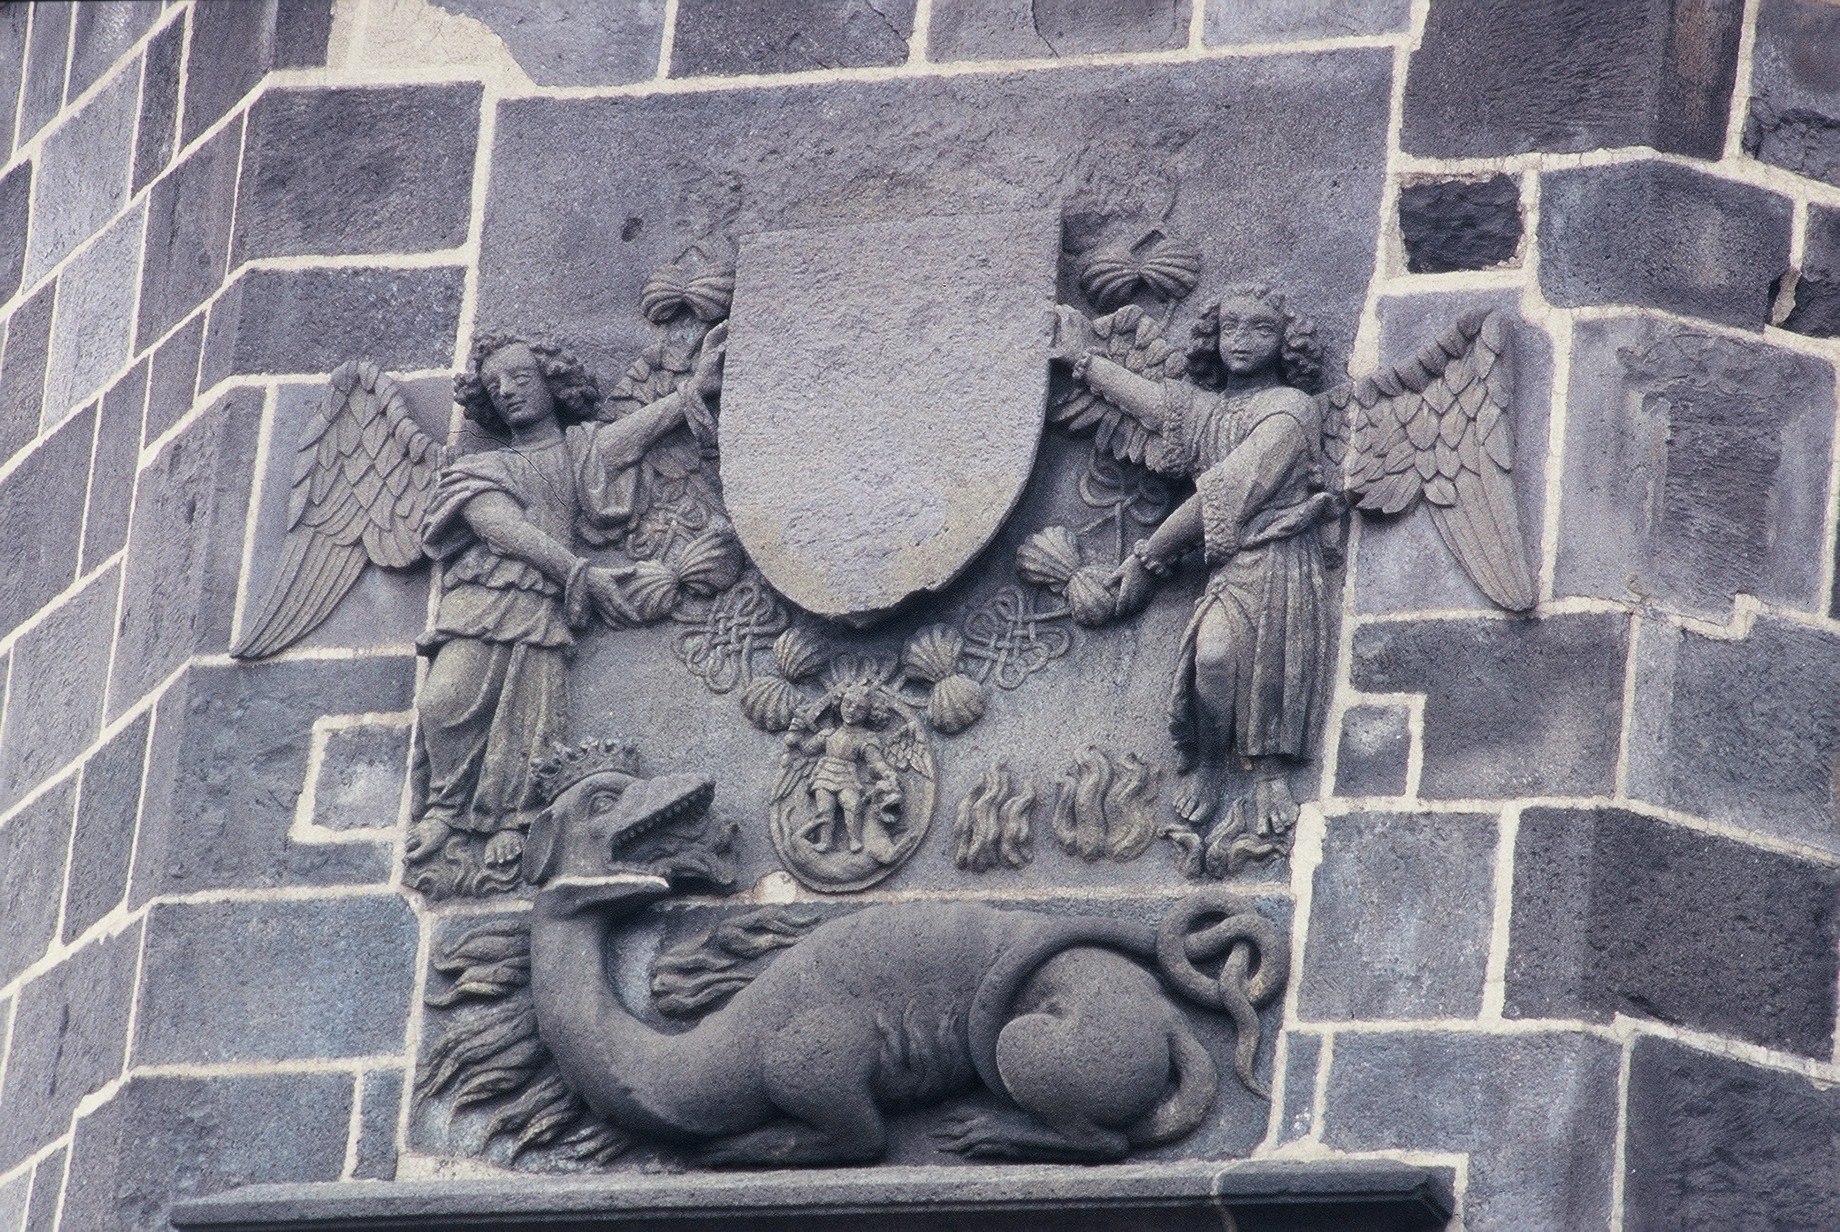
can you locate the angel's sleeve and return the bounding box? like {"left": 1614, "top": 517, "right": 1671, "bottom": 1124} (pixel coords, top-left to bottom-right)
{"left": 1192, "top": 410, "right": 1312, "bottom": 563}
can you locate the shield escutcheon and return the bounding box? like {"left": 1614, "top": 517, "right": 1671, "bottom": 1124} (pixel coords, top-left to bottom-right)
{"left": 718, "top": 210, "right": 1062, "bottom": 625}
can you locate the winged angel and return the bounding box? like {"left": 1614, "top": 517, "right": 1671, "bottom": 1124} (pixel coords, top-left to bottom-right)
{"left": 1048, "top": 287, "right": 1531, "bottom": 872}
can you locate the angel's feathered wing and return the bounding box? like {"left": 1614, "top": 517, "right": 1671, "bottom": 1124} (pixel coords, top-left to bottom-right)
{"left": 231, "top": 361, "right": 443, "bottom": 659}
{"left": 1320, "top": 310, "right": 1535, "bottom": 611}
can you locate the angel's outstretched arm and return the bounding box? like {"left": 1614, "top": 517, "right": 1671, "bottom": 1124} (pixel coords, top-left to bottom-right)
{"left": 595, "top": 323, "right": 727, "bottom": 470}
{"left": 1077, "top": 355, "right": 1167, "bottom": 431}
{"left": 1141, "top": 494, "right": 1203, "bottom": 563}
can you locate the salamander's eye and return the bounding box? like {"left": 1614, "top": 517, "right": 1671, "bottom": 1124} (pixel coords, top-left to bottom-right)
{"left": 589, "top": 790, "right": 621, "bottom": 814}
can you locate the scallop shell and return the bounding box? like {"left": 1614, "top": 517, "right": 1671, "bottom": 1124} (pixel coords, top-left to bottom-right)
{"left": 1065, "top": 566, "right": 1116, "bottom": 628}
{"left": 1016, "top": 526, "right": 1084, "bottom": 592}
{"left": 773, "top": 627, "right": 827, "bottom": 682}
{"left": 625, "top": 560, "right": 681, "bottom": 622}
{"left": 639, "top": 254, "right": 736, "bottom": 325}
{"left": 927, "top": 674, "right": 985, "bottom": 734}
{"left": 674, "top": 527, "right": 745, "bottom": 597}
{"left": 902, "top": 625, "right": 965, "bottom": 684}
{"left": 741, "top": 676, "right": 802, "bottom": 733}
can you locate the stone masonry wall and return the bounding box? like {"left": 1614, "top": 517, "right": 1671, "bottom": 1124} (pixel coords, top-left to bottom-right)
{"left": 1, "top": 0, "right": 1839, "bottom": 1228}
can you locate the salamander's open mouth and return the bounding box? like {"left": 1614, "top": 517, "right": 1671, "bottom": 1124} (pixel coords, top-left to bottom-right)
{"left": 608, "top": 774, "right": 716, "bottom": 853}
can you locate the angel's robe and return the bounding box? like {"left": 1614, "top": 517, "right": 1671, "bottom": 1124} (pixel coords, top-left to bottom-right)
{"left": 1148, "top": 381, "right": 1338, "bottom": 766}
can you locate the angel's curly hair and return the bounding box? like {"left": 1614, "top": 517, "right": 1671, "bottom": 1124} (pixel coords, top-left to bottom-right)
{"left": 1185, "top": 285, "right": 1324, "bottom": 393}
{"left": 455, "top": 333, "right": 603, "bottom": 433}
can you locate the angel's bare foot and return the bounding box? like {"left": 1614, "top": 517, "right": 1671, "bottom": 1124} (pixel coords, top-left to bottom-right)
{"left": 404, "top": 816, "right": 449, "bottom": 861}
{"left": 1250, "top": 769, "right": 1299, "bottom": 839}
{"left": 1174, "top": 764, "right": 1224, "bottom": 826}
{"left": 483, "top": 829, "right": 524, "bottom": 868}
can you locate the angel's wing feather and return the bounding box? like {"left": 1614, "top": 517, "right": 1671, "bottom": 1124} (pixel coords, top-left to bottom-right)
{"left": 1048, "top": 305, "right": 1186, "bottom": 465}
{"left": 1323, "top": 310, "right": 1534, "bottom": 612}
{"left": 232, "top": 361, "right": 442, "bottom": 659}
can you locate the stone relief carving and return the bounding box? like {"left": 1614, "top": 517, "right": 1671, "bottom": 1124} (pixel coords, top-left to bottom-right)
{"left": 1049, "top": 746, "right": 1163, "bottom": 863}
{"left": 952, "top": 761, "right": 1037, "bottom": 873}
{"left": 419, "top": 743, "right": 1287, "bottom": 1168}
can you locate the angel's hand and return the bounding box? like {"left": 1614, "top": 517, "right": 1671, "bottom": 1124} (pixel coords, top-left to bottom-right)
{"left": 1048, "top": 305, "right": 1094, "bottom": 365}
{"left": 584, "top": 565, "right": 643, "bottom": 627}
{"left": 1109, "top": 555, "right": 1156, "bottom": 618}
{"left": 690, "top": 321, "right": 729, "bottom": 402}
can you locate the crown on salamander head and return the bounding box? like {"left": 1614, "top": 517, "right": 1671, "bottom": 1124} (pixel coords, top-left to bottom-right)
{"left": 529, "top": 737, "right": 641, "bottom": 806}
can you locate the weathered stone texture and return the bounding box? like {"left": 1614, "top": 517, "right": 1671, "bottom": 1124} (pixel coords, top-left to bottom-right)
{"left": 1351, "top": 613, "right": 1626, "bottom": 800}
{"left": 16, "top": 1, "right": 71, "bottom": 148}
{"left": 63, "top": 713, "right": 149, "bottom": 943}
{"left": 1397, "top": 175, "right": 1521, "bottom": 274}
{"left": 233, "top": 84, "right": 482, "bottom": 262}
{"left": 309, "top": 723, "right": 411, "bottom": 832}
{"left": 130, "top": 16, "right": 183, "bottom": 197}
{"left": 0, "top": 779, "right": 75, "bottom": 988}
{"left": 141, "top": 311, "right": 203, "bottom": 445}
{"left": 0, "top": 564, "right": 118, "bottom": 810}
{"left": 136, "top": 115, "right": 243, "bottom": 352}
{"left": 25, "top": 1146, "right": 66, "bottom": 1232}
{"left": 1624, "top": 1037, "right": 1840, "bottom": 1230}
{"left": 135, "top": 895, "right": 417, "bottom": 1065}
{"left": 1401, "top": 0, "right": 1744, "bottom": 158}
{"left": 0, "top": 402, "right": 93, "bottom": 639}
{"left": 1786, "top": 203, "right": 1840, "bottom": 340}
{"left": 1323, "top": 1031, "right": 1620, "bottom": 1231}
{"left": 1274, "top": 1032, "right": 1320, "bottom": 1145}
{"left": 81, "top": 359, "right": 147, "bottom": 571}
{"left": 1208, "top": 0, "right": 1409, "bottom": 44}
{"left": 0, "top": 5, "right": 28, "bottom": 162}
{"left": 24, "top": 62, "right": 137, "bottom": 287}
{"left": 1333, "top": 702, "right": 1411, "bottom": 798}
{"left": 670, "top": 0, "right": 917, "bottom": 76}
{"left": 354, "top": 1069, "right": 404, "bottom": 1180}
{"left": 1538, "top": 160, "right": 1791, "bottom": 329}
{"left": 930, "top": 0, "right": 1190, "bottom": 61}
{"left": 1509, "top": 807, "right": 1840, "bottom": 1056}
{"left": 65, "top": 1, "right": 159, "bottom": 103}
{"left": 182, "top": 0, "right": 335, "bottom": 147}
{"left": 1300, "top": 812, "right": 1496, "bottom": 1021}
{"left": 0, "top": 1170, "right": 24, "bottom": 1232}
{"left": 0, "top": 159, "right": 30, "bottom": 305}
{"left": 0, "top": 281, "right": 55, "bottom": 459}
{"left": 432, "top": 0, "right": 666, "bottom": 86}
{"left": 1743, "top": 0, "right": 1840, "bottom": 188}
{"left": 1555, "top": 317, "right": 1835, "bottom": 620}
{"left": 62, "top": 1072, "right": 350, "bottom": 1232}
{"left": 44, "top": 201, "right": 144, "bottom": 426}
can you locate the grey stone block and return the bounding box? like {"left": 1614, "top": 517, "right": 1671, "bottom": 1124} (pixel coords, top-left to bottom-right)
{"left": 1785, "top": 203, "right": 1840, "bottom": 340}
{"left": 0, "top": 564, "right": 118, "bottom": 810}
{"left": 353, "top": 1069, "right": 403, "bottom": 1180}
{"left": 0, "top": 160, "right": 29, "bottom": 304}
{"left": 1275, "top": 1031, "right": 1320, "bottom": 1145}
{"left": 1743, "top": 0, "right": 1840, "bottom": 188}
{"left": 62, "top": 1072, "right": 351, "bottom": 1232}
{"left": 233, "top": 84, "right": 481, "bottom": 263}
{"left": 136, "top": 114, "right": 241, "bottom": 352}
{"left": 0, "top": 279, "right": 53, "bottom": 459}
{"left": 671, "top": 0, "right": 915, "bottom": 75}
{"left": 25, "top": 1146, "right": 66, "bottom": 1232}
{"left": 0, "top": 922, "right": 141, "bottom": 1169}
{"left": 43, "top": 200, "right": 143, "bottom": 426}
{"left": 130, "top": 16, "right": 182, "bottom": 197}
{"left": 1300, "top": 812, "right": 1495, "bottom": 1021}
{"left": 23, "top": 61, "right": 136, "bottom": 287}
{"left": 1322, "top": 1030, "right": 1619, "bottom": 1232}
{"left": 199, "top": 265, "right": 465, "bottom": 383}
{"left": 0, "top": 779, "right": 75, "bottom": 988}
{"left": 309, "top": 722, "right": 411, "bottom": 831}
{"left": 108, "top": 389, "right": 260, "bottom": 712}
{"left": 66, "top": 2, "right": 159, "bottom": 103}
{"left": 929, "top": 0, "right": 1189, "bottom": 62}
{"left": 1333, "top": 703, "right": 1410, "bottom": 799}
{"left": 1508, "top": 806, "right": 1840, "bottom": 1057}
{"left": 15, "top": 1, "right": 70, "bottom": 147}
{"left": 135, "top": 894, "right": 416, "bottom": 1065}
{"left": 1627, "top": 616, "right": 1840, "bottom": 854}
{"left": 1624, "top": 1036, "right": 1840, "bottom": 1230}
{"left": 0, "top": 5, "right": 27, "bottom": 163}
{"left": 0, "top": 1171, "right": 24, "bottom": 1232}
{"left": 1351, "top": 613, "right": 1626, "bottom": 800}
{"left": 142, "top": 310, "right": 203, "bottom": 444}
{"left": 1539, "top": 160, "right": 1792, "bottom": 330}
{"left": 63, "top": 713, "right": 148, "bottom": 943}
{"left": 1208, "top": 0, "right": 1408, "bottom": 43}
{"left": 0, "top": 400, "right": 91, "bottom": 638}
{"left": 1555, "top": 316, "right": 1835, "bottom": 620}
{"left": 1401, "top": 0, "right": 1744, "bottom": 159}
{"left": 430, "top": 0, "right": 665, "bottom": 86}
{"left": 1397, "top": 175, "right": 1521, "bottom": 274}
{"left": 80, "top": 357, "right": 145, "bottom": 571}
{"left": 182, "top": 0, "right": 333, "bottom": 147}
{"left": 129, "top": 657, "right": 413, "bottom": 900}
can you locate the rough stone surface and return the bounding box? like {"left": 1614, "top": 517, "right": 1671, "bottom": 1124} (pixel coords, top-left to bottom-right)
{"left": 1274, "top": 1032, "right": 1320, "bottom": 1144}
{"left": 1207, "top": 0, "right": 1408, "bottom": 43}
{"left": 722, "top": 211, "right": 1058, "bottom": 621}
{"left": 1323, "top": 1031, "right": 1619, "bottom": 1232}
{"left": 25, "top": 1146, "right": 66, "bottom": 1232}
{"left": 1555, "top": 316, "right": 1835, "bottom": 620}
{"left": 0, "top": 779, "right": 75, "bottom": 988}
{"left": 1401, "top": 0, "right": 1744, "bottom": 159}
{"left": 929, "top": 0, "right": 1189, "bottom": 61}
{"left": 1624, "top": 1037, "right": 1840, "bottom": 1230}
{"left": 0, "top": 281, "right": 55, "bottom": 459}
{"left": 1538, "top": 160, "right": 1792, "bottom": 329}
{"left": 81, "top": 358, "right": 146, "bottom": 571}
{"left": 309, "top": 723, "right": 411, "bottom": 831}
{"left": 1508, "top": 806, "right": 1840, "bottom": 1056}
{"left": 129, "top": 657, "right": 413, "bottom": 901}
{"left": 130, "top": 16, "right": 182, "bottom": 197}
{"left": 1300, "top": 812, "right": 1496, "bottom": 1021}
{"left": 0, "top": 923, "right": 141, "bottom": 1169}
{"left": 199, "top": 265, "right": 466, "bottom": 383}
{"left": 136, "top": 114, "right": 241, "bottom": 352}
{"left": 1333, "top": 703, "right": 1411, "bottom": 798}
{"left": 182, "top": 0, "right": 333, "bottom": 147}
{"left": 141, "top": 311, "right": 203, "bottom": 445}
{"left": 65, "top": 2, "right": 159, "bottom": 103}
{"left": 43, "top": 201, "right": 143, "bottom": 426}
{"left": 24, "top": 62, "right": 136, "bottom": 287}
{"left": 0, "top": 1171, "right": 24, "bottom": 1232}
{"left": 15, "top": 0, "right": 70, "bottom": 147}
{"left": 354, "top": 1069, "right": 403, "bottom": 1181}
{"left": 1785, "top": 203, "right": 1840, "bottom": 339}
{"left": 670, "top": 0, "right": 916, "bottom": 76}
{"left": 233, "top": 84, "right": 482, "bottom": 262}
{"left": 62, "top": 1072, "right": 351, "bottom": 1232}
{"left": 0, "top": 5, "right": 27, "bottom": 162}
{"left": 1397, "top": 175, "right": 1521, "bottom": 274}
{"left": 0, "top": 159, "right": 29, "bottom": 305}
{"left": 1351, "top": 614, "right": 1626, "bottom": 800}
{"left": 135, "top": 894, "right": 416, "bottom": 1065}
{"left": 431, "top": 0, "right": 665, "bottom": 86}
{"left": 1743, "top": 0, "right": 1840, "bottom": 188}
{"left": 108, "top": 389, "right": 260, "bottom": 711}
{"left": 1627, "top": 616, "right": 1840, "bottom": 854}
{"left": 63, "top": 713, "right": 148, "bottom": 943}
{"left": 0, "top": 402, "right": 92, "bottom": 639}
{"left": 0, "top": 563, "right": 118, "bottom": 810}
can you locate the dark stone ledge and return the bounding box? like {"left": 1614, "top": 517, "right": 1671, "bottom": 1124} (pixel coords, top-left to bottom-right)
{"left": 171, "top": 1161, "right": 1454, "bottom": 1231}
